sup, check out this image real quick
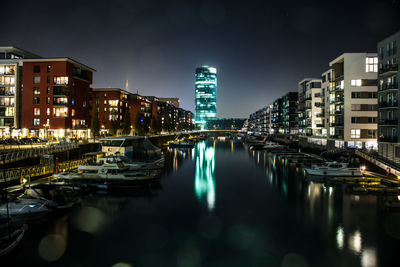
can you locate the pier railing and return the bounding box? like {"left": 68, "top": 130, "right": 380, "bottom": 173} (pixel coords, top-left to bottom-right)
{"left": 356, "top": 149, "right": 400, "bottom": 177}
{"left": 0, "top": 157, "right": 90, "bottom": 186}
{"left": 0, "top": 143, "right": 79, "bottom": 165}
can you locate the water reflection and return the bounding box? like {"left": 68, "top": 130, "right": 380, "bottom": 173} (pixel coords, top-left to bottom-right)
{"left": 194, "top": 141, "right": 216, "bottom": 211}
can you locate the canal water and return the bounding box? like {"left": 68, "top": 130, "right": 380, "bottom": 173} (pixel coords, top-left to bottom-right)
{"left": 4, "top": 139, "right": 400, "bottom": 267}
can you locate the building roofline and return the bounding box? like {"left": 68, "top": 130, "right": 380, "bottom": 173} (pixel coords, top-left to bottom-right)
{"left": 21, "top": 57, "right": 96, "bottom": 72}
{"left": 378, "top": 30, "right": 400, "bottom": 44}
{"left": 0, "top": 46, "right": 41, "bottom": 58}
{"left": 329, "top": 52, "right": 377, "bottom": 65}
{"left": 93, "top": 88, "right": 129, "bottom": 93}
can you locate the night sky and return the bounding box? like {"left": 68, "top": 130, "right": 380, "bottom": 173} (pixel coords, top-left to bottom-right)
{"left": 2, "top": 0, "right": 399, "bottom": 118}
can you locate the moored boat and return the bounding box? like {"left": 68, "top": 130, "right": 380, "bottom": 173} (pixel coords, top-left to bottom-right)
{"left": 305, "top": 162, "right": 363, "bottom": 177}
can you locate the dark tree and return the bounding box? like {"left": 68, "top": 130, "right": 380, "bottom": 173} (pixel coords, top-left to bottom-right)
{"left": 121, "top": 110, "right": 132, "bottom": 135}
{"left": 90, "top": 103, "right": 100, "bottom": 140}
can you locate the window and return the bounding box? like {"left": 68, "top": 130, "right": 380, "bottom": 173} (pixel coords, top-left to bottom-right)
{"left": 351, "top": 129, "right": 360, "bottom": 138}
{"left": 368, "top": 117, "right": 377, "bottom": 123}
{"left": 46, "top": 97, "right": 50, "bottom": 105}
{"left": 366, "top": 57, "right": 378, "bottom": 72}
{"left": 351, "top": 117, "right": 361, "bottom": 123}
{"left": 47, "top": 65, "right": 51, "bottom": 72}
{"left": 34, "top": 118, "right": 40, "bottom": 126}
{"left": 47, "top": 76, "right": 50, "bottom": 83}
{"left": 352, "top": 92, "right": 361, "bottom": 98}
{"left": 53, "top": 107, "right": 68, "bottom": 117}
{"left": 5, "top": 107, "right": 14, "bottom": 116}
{"left": 54, "top": 76, "right": 68, "bottom": 85}
{"left": 46, "top": 108, "right": 50, "bottom": 116}
{"left": 33, "top": 87, "right": 40, "bottom": 94}
{"left": 46, "top": 119, "right": 50, "bottom": 126}
{"left": 351, "top": 104, "right": 361, "bottom": 111}
{"left": 351, "top": 80, "right": 361, "bottom": 86}
{"left": 72, "top": 99, "right": 75, "bottom": 105}
{"left": 368, "top": 130, "right": 377, "bottom": 138}
{"left": 53, "top": 97, "right": 68, "bottom": 105}
{"left": 0, "top": 65, "right": 15, "bottom": 75}
{"left": 33, "top": 65, "right": 40, "bottom": 73}
{"left": 33, "top": 97, "right": 40, "bottom": 105}
{"left": 34, "top": 108, "right": 40, "bottom": 115}
{"left": 47, "top": 87, "right": 50, "bottom": 94}
{"left": 0, "top": 77, "right": 16, "bottom": 85}
{"left": 71, "top": 109, "right": 75, "bottom": 117}
{"left": 34, "top": 76, "right": 40, "bottom": 84}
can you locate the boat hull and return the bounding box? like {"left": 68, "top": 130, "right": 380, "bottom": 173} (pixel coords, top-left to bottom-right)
{"left": 305, "top": 168, "right": 363, "bottom": 177}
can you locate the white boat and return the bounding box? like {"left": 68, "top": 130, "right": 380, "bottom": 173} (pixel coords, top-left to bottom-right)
{"left": 245, "top": 135, "right": 266, "bottom": 144}
{"left": 56, "top": 164, "right": 158, "bottom": 183}
{"left": 0, "top": 225, "right": 27, "bottom": 257}
{"left": 95, "top": 155, "right": 165, "bottom": 171}
{"left": 263, "top": 142, "right": 288, "bottom": 151}
{"left": 305, "top": 162, "right": 363, "bottom": 177}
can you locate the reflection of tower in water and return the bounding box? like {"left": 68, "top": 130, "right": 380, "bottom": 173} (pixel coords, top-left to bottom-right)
{"left": 195, "top": 142, "right": 216, "bottom": 211}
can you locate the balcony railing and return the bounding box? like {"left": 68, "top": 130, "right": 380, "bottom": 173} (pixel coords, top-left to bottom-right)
{"left": 316, "top": 113, "right": 325, "bottom": 118}
{"left": 379, "top": 64, "right": 398, "bottom": 75}
{"left": 315, "top": 102, "right": 324, "bottom": 108}
{"left": 330, "top": 122, "right": 344, "bottom": 127}
{"left": 379, "top": 136, "right": 398, "bottom": 143}
{"left": 331, "top": 97, "right": 344, "bottom": 103}
{"left": 379, "top": 101, "right": 398, "bottom": 108}
{"left": 379, "top": 119, "right": 398, "bottom": 125}
{"left": 379, "top": 82, "right": 398, "bottom": 91}
{"left": 330, "top": 135, "right": 344, "bottom": 139}
{"left": 316, "top": 123, "right": 324, "bottom": 128}
{"left": 335, "top": 110, "right": 344, "bottom": 115}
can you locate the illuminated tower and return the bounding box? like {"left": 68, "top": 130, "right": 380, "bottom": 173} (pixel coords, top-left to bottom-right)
{"left": 195, "top": 66, "right": 217, "bottom": 127}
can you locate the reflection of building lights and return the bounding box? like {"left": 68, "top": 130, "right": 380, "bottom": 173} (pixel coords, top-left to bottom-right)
{"left": 349, "top": 230, "right": 362, "bottom": 254}
{"left": 336, "top": 226, "right": 344, "bottom": 249}
{"left": 195, "top": 142, "right": 216, "bottom": 211}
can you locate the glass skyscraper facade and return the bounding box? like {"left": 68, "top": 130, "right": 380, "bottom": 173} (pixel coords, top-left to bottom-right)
{"left": 195, "top": 66, "right": 217, "bottom": 127}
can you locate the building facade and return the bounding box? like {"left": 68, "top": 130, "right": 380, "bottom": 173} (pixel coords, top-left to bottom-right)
{"left": 21, "top": 58, "right": 95, "bottom": 139}
{"left": 92, "top": 88, "right": 129, "bottom": 134}
{"left": 195, "top": 66, "right": 217, "bottom": 128}
{"left": 328, "top": 53, "right": 378, "bottom": 149}
{"left": 377, "top": 31, "right": 399, "bottom": 163}
{"left": 0, "top": 47, "right": 40, "bottom": 137}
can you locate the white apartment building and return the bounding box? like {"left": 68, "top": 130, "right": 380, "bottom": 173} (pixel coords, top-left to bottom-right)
{"left": 298, "top": 78, "right": 323, "bottom": 137}
{"left": 328, "top": 53, "right": 378, "bottom": 149}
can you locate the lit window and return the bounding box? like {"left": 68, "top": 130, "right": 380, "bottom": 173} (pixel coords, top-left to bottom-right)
{"left": 5, "top": 107, "right": 14, "bottom": 116}
{"left": 53, "top": 76, "right": 69, "bottom": 85}
{"left": 366, "top": 57, "right": 378, "bottom": 72}
{"left": 0, "top": 76, "right": 16, "bottom": 85}
{"left": 351, "top": 129, "right": 360, "bottom": 138}
{"left": 46, "top": 108, "right": 50, "bottom": 116}
{"left": 351, "top": 80, "right": 361, "bottom": 86}
{"left": 53, "top": 107, "right": 68, "bottom": 117}
{"left": 34, "top": 118, "right": 40, "bottom": 126}
{"left": 34, "top": 76, "right": 40, "bottom": 84}
{"left": 34, "top": 108, "right": 40, "bottom": 115}
{"left": 71, "top": 109, "right": 75, "bottom": 117}
{"left": 33, "top": 87, "right": 40, "bottom": 94}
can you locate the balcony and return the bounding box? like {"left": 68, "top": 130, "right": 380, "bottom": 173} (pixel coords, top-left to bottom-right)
{"left": 330, "top": 122, "right": 344, "bottom": 127}
{"left": 379, "top": 64, "right": 398, "bottom": 76}
{"left": 379, "top": 119, "right": 398, "bottom": 125}
{"left": 316, "top": 113, "right": 325, "bottom": 118}
{"left": 316, "top": 123, "right": 324, "bottom": 128}
{"left": 331, "top": 97, "right": 344, "bottom": 104}
{"left": 379, "top": 82, "right": 398, "bottom": 91}
{"left": 335, "top": 110, "right": 344, "bottom": 115}
{"left": 315, "top": 102, "right": 324, "bottom": 108}
{"left": 379, "top": 136, "right": 398, "bottom": 143}
{"left": 53, "top": 88, "right": 69, "bottom": 96}
{"left": 330, "top": 135, "right": 344, "bottom": 139}
{"left": 379, "top": 101, "right": 398, "bottom": 109}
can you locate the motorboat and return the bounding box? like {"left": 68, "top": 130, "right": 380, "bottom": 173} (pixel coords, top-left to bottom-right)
{"left": 263, "top": 142, "right": 288, "bottom": 151}
{"left": 0, "top": 224, "right": 27, "bottom": 257}
{"left": 93, "top": 155, "right": 165, "bottom": 171}
{"left": 304, "top": 162, "right": 363, "bottom": 177}
{"left": 56, "top": 164, "right": 158, "bottom": 183}
{"left": 245, "top": 135, "right": 266, "bottom": 144}
{"left": 0, "top": 197, "right": 51, "bottom": 217}
{"left": 168, "top": 141, "right": 195, "bottom": 149}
